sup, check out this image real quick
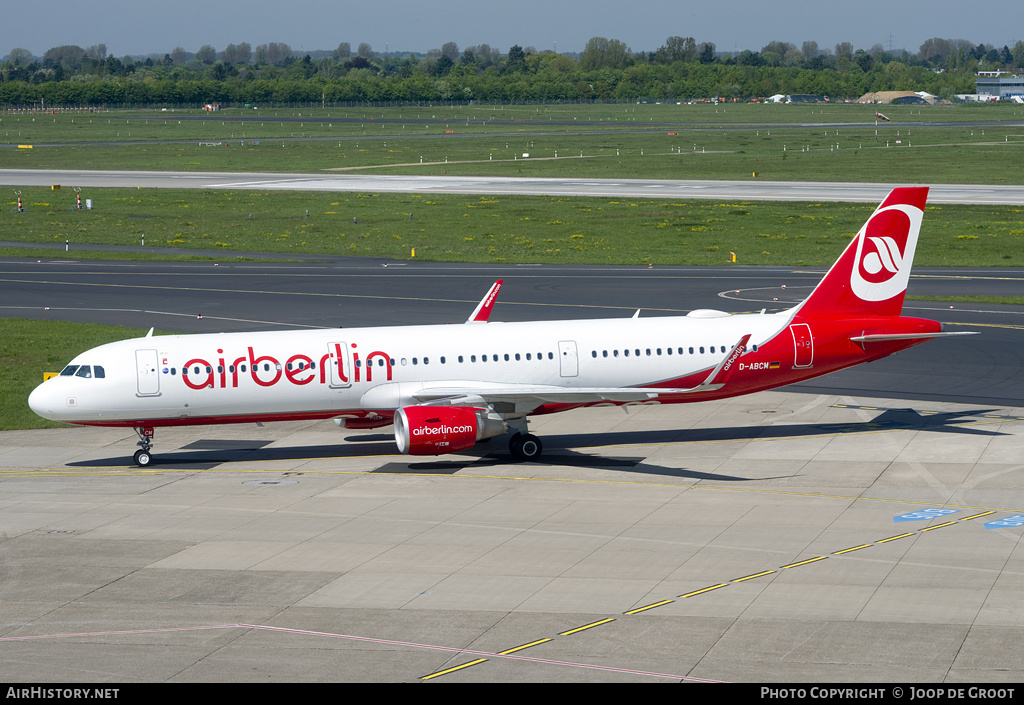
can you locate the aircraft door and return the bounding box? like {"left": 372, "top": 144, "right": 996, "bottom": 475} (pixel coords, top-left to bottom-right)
{"left": 135, "top": 349, "right": 161, "bottom": 396}
{"left": 558, "top": 340, "right": 579, "bottom": 378}
{"left": 327, "top": 341, "right": 352, "bottom": 388}
{"left": 789, "top": 324, "right": 814, "bottom": 368}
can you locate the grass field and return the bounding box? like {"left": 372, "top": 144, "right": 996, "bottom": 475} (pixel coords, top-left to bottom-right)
{"left": 4, "top": 102, "right": 1024, "bottom": 142}
{"left": 3, "top": 188, "right": 1023, "bottom": 266}
{"left": 3, "top": 103, "right": 1024, "bottom": 183}
{"left": 0, "top": 319, "right": 157, "bottom": 431}
{"left": 2, "top": 102, "right": 1023, "bottom": 266}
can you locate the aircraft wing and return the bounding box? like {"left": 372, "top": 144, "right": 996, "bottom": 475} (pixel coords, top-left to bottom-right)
{"left": 412, "top": 384, "right": 659, "bottom": 407}
{"left": 411, "top": 334, "right": 753, "bottom": 412}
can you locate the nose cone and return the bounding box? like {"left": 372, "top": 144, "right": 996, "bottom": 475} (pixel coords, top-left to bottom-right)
{"left": 28, "top": 381, "right": 59, "bottom": 420}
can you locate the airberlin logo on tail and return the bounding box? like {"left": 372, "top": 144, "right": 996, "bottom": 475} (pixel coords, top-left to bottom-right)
{"left": 861, "top": 236, "right": 904, "bottom": 278}
{"left": 850, "top": 204, "right": 923, "bottom": 302}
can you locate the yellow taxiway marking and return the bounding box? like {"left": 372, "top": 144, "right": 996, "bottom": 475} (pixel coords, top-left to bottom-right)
{"left": 920, "top": 520, "right": 959, "bottom": 532}
{"left": 0, "top": 469, "right": 165, "bottom": 477}
{"left": 499, "top": 638, "right": 553, "bottom": 655}
{"left": 678, "top": 583, "right": 729, "bottom": 599}
{"left": 943, "top": 321, "right": 1024, "bottom": 331}
{"left": 415, "top": 494, "right": 999, "bottom": 680}
{"left": 780, "top": 556, "right": 828, "bottom": 569}
{"left": 624, "top": 600, "right": 675, "bottom": 615}
{"left": 0, "top": 270, "right": 807, "bottom": 283}
{"left": 833, "top": 544, "right": 872, "bottom": 555}
{"left": 421, "top": 658, "right": 489, "bottom": 680}
{"left": 961, "top": 511, "right": 997, "bottom": 521}
{"left": 0, "top": 276, "right": 701, "bottom": 314}
{"left": 732, "top": 570, "right": 776, "bottom": 582}
{"left": 558, "top": 618, "right": 615, "bottom": 636}
{"left": 14, "top": 459, "right": 1021, "bottom": 520}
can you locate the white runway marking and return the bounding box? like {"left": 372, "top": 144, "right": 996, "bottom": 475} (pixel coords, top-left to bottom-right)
{"left": 0, "top": 623, "right": 717, "bottom": 682}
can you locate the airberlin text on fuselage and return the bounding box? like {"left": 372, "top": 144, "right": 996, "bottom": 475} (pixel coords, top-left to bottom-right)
{"left": 180, "top": 343, "right": 392, "bottom": 390}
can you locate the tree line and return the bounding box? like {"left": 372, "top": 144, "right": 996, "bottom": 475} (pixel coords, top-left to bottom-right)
{"left": 2, "top": 37, "right": 1022, "bottom": 106}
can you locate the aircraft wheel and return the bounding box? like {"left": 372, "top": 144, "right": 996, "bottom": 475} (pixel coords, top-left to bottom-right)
{"left": 509, "top": 433, "right": 543, "bottom": 462}
{"left": 518, "top": 434, "right": 543, "bottom": 461}
{"left": 508, "top": 434, "right": 523, "bottom": 460}
{"left": 134, "top": 449, "right": 154, "bottom": 467}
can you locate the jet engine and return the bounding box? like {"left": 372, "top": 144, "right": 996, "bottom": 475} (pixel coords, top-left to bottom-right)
{"left": 394, "top": 406, "right": 506, "bottom": 456}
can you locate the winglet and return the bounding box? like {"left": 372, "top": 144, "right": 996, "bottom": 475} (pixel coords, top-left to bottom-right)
{"left": 668, "top": 334, "right": 751, "bottom": 394}
{"left": 466, "top": 280, "right": 503, "bottom": 323}
{"left": 697, "top": 333, "right": 751, "bottom": 391}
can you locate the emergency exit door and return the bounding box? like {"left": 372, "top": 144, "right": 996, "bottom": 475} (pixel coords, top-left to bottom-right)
{"left": 558, "top": 340, "right": 579, "bottom": 377}
{"left": 135, "top": 349, "right": 161, "bottom": 396}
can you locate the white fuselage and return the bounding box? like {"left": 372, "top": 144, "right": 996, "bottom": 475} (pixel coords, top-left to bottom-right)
{"left": 29, "top": 310, "right": 793, "bottom": 427}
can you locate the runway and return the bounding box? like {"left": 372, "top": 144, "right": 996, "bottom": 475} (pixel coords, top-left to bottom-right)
{"left": 3, "top": 168, "right": 1024, "bottom": 204}
{"left": 2, "top": 257, "right": 1024, "bottom": 682}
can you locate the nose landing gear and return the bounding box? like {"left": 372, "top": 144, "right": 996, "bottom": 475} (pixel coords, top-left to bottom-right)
{"left": 133, "top": 427, "right": 155, "bottom": 467}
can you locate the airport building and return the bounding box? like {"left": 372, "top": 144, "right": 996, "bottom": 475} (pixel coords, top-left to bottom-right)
{"left": 857, "top": 90, "right": 939, "bottom": 104}
{"left": 975, "top": 72, "right": 1024, "bottom": 100}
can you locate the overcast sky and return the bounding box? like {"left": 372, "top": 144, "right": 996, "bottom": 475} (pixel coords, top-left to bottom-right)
{"left": 3, "top": 0, "right": 1021, "bottom": 59}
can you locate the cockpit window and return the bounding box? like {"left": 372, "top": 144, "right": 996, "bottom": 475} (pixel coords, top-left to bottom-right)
{"left": 59, "top": 364, "right": 104, "bottom": 379}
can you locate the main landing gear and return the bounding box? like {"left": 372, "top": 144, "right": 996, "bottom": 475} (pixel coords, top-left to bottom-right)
{"left": 133, "top": 426, "right": 155, "bottom": 467}
{"left": 509, "top": 432, "right": 543, "bottom": 462}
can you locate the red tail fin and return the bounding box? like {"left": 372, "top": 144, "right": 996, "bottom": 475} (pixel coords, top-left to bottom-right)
{"left": 798, "top": 187, "right": 928, "bottom": 318}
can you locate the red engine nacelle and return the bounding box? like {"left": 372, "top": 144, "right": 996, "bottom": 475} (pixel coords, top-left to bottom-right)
{"left": 394, "top": 406, "right": 503, "bottom": 456}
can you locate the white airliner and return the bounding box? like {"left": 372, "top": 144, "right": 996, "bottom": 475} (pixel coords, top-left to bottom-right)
{"left": 29, "top": 187, "right": 969, "bottom": 466}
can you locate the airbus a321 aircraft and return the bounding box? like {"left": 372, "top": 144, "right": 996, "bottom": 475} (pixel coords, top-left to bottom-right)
{"left": 29, "top": 187, "right": 969, "bottom": 466}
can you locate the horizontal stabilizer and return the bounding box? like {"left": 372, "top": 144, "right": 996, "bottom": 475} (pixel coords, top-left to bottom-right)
{"left": 851, "top": 331, "right": 977, "bottom": 343}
